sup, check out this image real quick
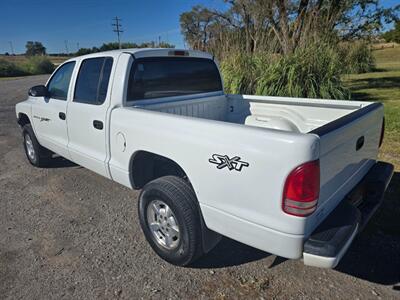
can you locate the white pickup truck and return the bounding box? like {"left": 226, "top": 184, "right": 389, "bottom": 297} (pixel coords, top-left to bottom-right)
{"left": 16, "top": 48, "right": 393, "bottom": 268}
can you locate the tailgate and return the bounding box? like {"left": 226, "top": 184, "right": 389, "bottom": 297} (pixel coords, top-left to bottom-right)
{"left": 309, "top": 103, "right": 384, "bottom": 227}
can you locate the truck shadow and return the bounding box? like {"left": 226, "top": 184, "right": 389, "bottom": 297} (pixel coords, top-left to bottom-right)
{"left": 194, "top": 172, "right": 400, "bottom": 287}
{"left": 336, "top": 171, "right": 400, "bottom": 286}
{"left": 351, "top": 76, "right": 400, "bottom": 91}
{"left": 46, "top": 155, "right": 79, "bottom": 168}
{"left": 192, "top": 237, "right": 270, "bottom": 268}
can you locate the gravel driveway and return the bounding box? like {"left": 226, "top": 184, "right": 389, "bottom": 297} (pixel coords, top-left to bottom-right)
{"left": 1, "top": 75, "right": 399, "bottom": 299}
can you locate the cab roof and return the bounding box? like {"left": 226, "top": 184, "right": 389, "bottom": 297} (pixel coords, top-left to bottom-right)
{"left": 69, "top": 48, "right": 213, "bottom": 61}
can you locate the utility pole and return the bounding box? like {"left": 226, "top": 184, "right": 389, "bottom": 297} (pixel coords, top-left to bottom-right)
{"left": 112, "top": 16, "right": 123, "bottom": 49}
{"left": 158, "top": 36, "right": 161, "bottom": 47}
{"left": 64, "top": 40, "right": 69, "bottom": 55}
{"left": 77, "top": 42, "right": 80, "bottom": 52}
{"left": 8, "top": 41, "right": 14, "bottom": 55}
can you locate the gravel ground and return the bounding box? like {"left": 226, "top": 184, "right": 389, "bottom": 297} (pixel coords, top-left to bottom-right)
{"left": 1, "top": 75, "right": 399, "bottom": 299}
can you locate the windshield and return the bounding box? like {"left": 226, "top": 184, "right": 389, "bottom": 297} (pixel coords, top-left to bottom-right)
{"left": 127, "top": 57, "right": 222, "bottom": 102}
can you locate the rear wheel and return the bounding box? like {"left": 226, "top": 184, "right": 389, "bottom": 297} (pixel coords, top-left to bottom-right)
{"left": 138, "top": 176, "right": 205, "bottom": 266}
{"left": 22, "top": 124, "right": 52, "bottom": 167}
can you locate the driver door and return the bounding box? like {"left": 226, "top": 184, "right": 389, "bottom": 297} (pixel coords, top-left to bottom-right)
{"left": 31, "top": 61, "right": 76, "bottom": 159}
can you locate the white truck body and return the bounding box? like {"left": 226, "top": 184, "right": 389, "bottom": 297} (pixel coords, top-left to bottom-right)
{"left": 16, "top": 49, "right": 392, "bottom": 268}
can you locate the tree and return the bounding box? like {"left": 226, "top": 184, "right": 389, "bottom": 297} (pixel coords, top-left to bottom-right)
{"left": 382, "top": 21, "right": 400, "bottom": 43}
{"left": 180, "top": 6, "right": 215, "bottom": 51}
{"left": 25, "top": 41, "right": 46, "bottom": 56}
{"left": 180, "top": 0, "right": 400, "bottom": 56}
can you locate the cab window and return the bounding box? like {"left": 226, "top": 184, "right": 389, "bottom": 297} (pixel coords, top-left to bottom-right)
{"left": 47, "top": 61, "right": 76, "bottom": 100}
{"left": 127, "top": 57, "right": 222, "bottom": 101}
{"left": 74, "top": 57, "right": 113, "bottom": 105}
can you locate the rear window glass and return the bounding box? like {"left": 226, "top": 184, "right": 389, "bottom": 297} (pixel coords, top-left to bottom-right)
{"left": 127, "top": 57, "right": 222, "bottom": 101}
{"left": 74, "top": 57, "right": 113, "bottom": 105}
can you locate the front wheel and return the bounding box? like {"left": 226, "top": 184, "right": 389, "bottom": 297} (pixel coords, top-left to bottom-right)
{"left": 138, "top": 176, "right": 205, "bottom": 266}
{"left": 22, "top": 124, "right": 52, "bottom": 167}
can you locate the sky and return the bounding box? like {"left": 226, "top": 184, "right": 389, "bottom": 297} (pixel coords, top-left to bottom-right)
{"left": 0, "top": 0, "right": 398, "bottom": 54}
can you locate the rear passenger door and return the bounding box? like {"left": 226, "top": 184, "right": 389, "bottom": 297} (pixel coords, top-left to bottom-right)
{"left": 67, "top": 56, "right": 113, "bottom": 177}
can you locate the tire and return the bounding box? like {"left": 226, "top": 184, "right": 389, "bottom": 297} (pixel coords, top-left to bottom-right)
{"left": 138, "top": 176, "right": 205, "bottom": 266}
{"left": 22, "top": 124, "right": 52, "bottom": 167}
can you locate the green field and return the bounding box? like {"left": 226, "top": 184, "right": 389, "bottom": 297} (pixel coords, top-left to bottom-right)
{"left": 344, "top": 46, "right": 400, "bottom": 170}
{"left": 0, "top": 55, "right": 69, "bottom": 66}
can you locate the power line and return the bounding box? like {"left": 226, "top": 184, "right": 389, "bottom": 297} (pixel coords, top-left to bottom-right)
{"left": 64, "top": 40, "right": 69, "bottom": 55}
{"left": 8, "top": 41, "right": 14, "bottom": 55}
{"left": 112, "top": 16, "right": 123, "bottom": 49}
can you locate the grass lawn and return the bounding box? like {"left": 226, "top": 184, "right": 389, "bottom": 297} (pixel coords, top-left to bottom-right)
{"left": 344, "top": 46, "right": 400, "bottom": 170}
{"left": 0, "top": 77, "right": 21, "bottom": 80}
{"left": 344, "top": 47, "right": 400, "bottom": 238}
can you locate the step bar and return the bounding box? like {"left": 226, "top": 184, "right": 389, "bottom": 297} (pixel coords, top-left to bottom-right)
{"left": 303, "top": 161, "right": 394, "bottom": 268}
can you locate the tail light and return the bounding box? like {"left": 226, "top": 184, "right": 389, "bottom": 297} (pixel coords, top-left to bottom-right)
{"left": 379, "top": 117, "right": 385, "bottom": 148}
{"left": 282, "top": 160, "right": 320, "bottom": 217}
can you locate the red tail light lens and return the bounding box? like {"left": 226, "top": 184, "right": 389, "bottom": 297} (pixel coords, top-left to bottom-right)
{"left": 379, "top": 117, "right": 385, "bottom": 148}
{"left": 282, "top": 160, "right": 320, "bottom": 217}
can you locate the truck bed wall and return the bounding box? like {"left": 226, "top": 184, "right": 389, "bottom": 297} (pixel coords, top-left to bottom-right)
{"left": 132, "top": 94, "right": 369, "bottom": 134}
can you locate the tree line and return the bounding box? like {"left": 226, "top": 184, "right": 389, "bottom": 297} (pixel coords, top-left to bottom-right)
{"left": 3, "top": 41, "right": 175, "bottom": 57}
{"left": 180, "top": 0, "right": 399, "bottom": 59}
{"left": 75, "top": 41, "right": 175, "bottom": 56}
{"left": 179, "top": 0, "right": 399, "bottom": 100}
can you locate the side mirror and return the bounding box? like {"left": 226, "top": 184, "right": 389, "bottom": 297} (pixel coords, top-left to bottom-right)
{"left": 28, "top": 85, "right": 49, "bottom": 97}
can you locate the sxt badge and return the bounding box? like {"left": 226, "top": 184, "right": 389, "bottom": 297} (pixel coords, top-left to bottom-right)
{"left": 209, "top": 154, "right": 249, "bottom": 172}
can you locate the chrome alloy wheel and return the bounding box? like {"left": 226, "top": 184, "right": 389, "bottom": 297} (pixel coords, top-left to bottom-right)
{"left": 25, "top": 134, "right": 36, "bottom": 161}
{"left": 146, "top": 200, "right": 180, "bottom": 250}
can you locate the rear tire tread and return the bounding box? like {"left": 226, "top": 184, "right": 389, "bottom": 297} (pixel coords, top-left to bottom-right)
{"left": 138, "top": 176, "right": 204, "bottom": 266}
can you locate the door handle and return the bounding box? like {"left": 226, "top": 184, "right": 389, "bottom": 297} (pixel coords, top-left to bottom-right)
{"left": 93, "top": 120, "right": 103, "bottom": 130}
{"left": 59, "top": 112, "right": 66, "bottom": 120}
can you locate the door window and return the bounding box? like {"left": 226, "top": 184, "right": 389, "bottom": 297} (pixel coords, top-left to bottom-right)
{"left": 47, "top": 61, "right": 76, "bottom": 100}
{"left": 74, "top": 57, "right": 113, "bottom": 105}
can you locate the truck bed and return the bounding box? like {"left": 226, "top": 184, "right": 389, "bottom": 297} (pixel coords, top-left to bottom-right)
{"left": 131, "top": 94, "right": 384, "bottom": 235}
{"left": 131, "top": 93, "right": 374, "bottom": 133}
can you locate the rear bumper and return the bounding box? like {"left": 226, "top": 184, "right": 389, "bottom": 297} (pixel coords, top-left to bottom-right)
{"left": 303, "top": 161, "right": 394, "bottom": 268}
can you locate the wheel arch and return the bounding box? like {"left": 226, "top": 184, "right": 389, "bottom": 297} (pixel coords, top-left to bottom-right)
{"left": 129, "top": 150, "right": 189, "bottom": 190}
{"left": 129, "top": 150, "right": 221, "bottom": 253}
{"left": 17, "top": 112, "right": 31, "bottom": 127}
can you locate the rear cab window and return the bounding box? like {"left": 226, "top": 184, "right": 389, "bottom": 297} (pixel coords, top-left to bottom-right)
{"left": 74, "top": 57, "right": 113, "bottom": 105}
{"left": 127, "top": 57, "right": 222, "bottom": 102}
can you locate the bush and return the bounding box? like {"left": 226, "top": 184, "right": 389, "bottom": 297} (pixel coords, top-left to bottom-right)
{"left": 220, "top": 43, "right": 350, "bottom": 99}
{"left": 0, "top": 59, "right": 27, "bottom": 77}
{"left": 0, "top": 56, "right": 55, "bottom": 77}
{"left": 341, "top": 41, "right": 375, "bottom": 74}
{"left": 22, "top": 56, "right": 55, "bottom": 75}
{"left": 256, "top": 43, "right": 350, "bottom": 99}
{"left": 220, "top": 53, "right": 258, "bottom": 94}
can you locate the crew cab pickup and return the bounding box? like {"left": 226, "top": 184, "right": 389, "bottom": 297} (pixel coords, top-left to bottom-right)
{"left": 16, "top": 48, "right": 393, "bottom": 268}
